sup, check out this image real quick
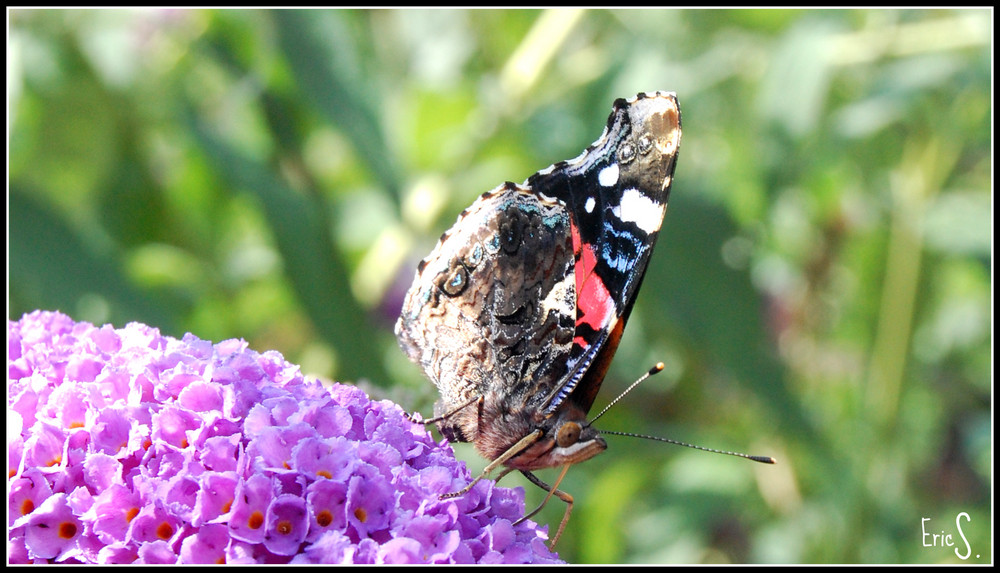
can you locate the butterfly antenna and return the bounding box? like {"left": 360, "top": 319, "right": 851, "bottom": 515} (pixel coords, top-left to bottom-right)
{"left": 588, "top": 362, "right": 665, "bottom": 425}
{"left": 599, "top": 430, "right": 776, "bottom": 464}
{"left": 588, "top": 362, "right": 776, "bottom": 464}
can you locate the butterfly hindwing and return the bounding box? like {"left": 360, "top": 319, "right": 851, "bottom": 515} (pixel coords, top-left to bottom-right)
{"left": 396, "top": 183, "right": 577, "bottom": 449}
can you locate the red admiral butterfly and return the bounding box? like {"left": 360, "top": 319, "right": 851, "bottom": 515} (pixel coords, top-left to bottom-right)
{"left": 396, "top": 92, "right": 682, "bottom": 545}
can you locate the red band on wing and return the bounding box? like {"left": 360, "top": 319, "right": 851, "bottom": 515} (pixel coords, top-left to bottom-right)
{"left": 572, "top": 238, "right": 616, "bottom": 348}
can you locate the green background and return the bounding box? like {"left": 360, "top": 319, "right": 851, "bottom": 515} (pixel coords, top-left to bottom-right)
{"left": 8, "top": 8, "right": 992, "bottom": 564}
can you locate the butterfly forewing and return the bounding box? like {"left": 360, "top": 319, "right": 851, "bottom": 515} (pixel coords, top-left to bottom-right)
{"left": 529, "top": 92, "right": 682, "bottom": 415}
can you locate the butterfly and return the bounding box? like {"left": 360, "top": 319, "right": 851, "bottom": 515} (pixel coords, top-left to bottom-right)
{"left": 396, "top": 92, "right": 682, "bottom": 546}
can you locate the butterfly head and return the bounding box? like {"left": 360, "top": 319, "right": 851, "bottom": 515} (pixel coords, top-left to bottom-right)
{"left": 502, "top": 401, "right": 607, "bottom": 472}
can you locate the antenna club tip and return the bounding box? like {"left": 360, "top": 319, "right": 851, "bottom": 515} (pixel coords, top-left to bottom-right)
{"left": 652, "top": 362, "right": 665, "bottom": 373}
{"left": 753, "top": 456, "right": 777, "bottom": 464}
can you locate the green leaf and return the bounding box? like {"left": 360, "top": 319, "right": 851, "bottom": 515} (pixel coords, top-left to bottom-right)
{"left": 648, "top": 190, "right": 813, "bottom": 440}
{"left": 9, "top": 188, "right": 177, "bottom": 332}
{"left": 188, "top": 109, "right": 389, "bottom": 385}
{"left": 272, "top": 10, "right": 402, "bottom": 206}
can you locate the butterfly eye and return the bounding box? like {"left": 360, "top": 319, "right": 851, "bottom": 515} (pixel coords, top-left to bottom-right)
{"left": 555, "top": 422, "right": 582, "bottom": 448}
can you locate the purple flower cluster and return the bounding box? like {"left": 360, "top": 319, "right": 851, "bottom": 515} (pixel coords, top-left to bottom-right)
{"left": 7, "top": 311, "right": 563, "bottom": 564}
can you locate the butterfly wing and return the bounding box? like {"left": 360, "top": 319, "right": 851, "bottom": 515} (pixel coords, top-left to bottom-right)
{"left": 395, "top": 183, "right": 578, "bottom": 446}
{"left": 396, "top": 92, "right": 681, "bottom": 456}
{"left": 527, "top": 92, "right": 682, "bottom": 415}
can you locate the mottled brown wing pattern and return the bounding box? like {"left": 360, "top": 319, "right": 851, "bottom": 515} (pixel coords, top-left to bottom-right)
{"left": 395, "top": 182, "right": 577, "bottom": 457}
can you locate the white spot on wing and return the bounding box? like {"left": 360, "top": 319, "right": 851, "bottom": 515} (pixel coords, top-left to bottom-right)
{"left": 612, "top": 188, "right": 665, "bottom": 234}
{"left": 585, "top": 196, "right": 596, "bottom": 213}
{"left": 539, "top": 272, "right": 574, "bottom": 320}
{"left": 598, "top": 163, "right": 619, "bottom": 187}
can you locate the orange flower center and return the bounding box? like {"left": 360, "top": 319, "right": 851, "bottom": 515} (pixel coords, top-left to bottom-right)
{"left": 59, "top": 522, "right": 78, "bottom": 539}
{"left": 156, "top": 521, "right": 174, "bottom": 540}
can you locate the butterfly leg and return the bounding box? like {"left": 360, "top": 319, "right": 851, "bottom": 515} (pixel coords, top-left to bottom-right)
{"left": 440, "top": 429, "right": 545, "bottom": 499}
{"left": 407, "top": 393, "right": 482, "bottom": 425}
{"left": 409, "top": 395, "right": 543, "bottom": 500}
{"left": 493, "top": 466, "right": 517, "bottom": 483}
{"left": 515, "top": 464, "right": 573, "bottom": 548}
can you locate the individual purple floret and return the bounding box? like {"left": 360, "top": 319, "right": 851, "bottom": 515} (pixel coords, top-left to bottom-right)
{"left": 8, "top": 310, "right": 563, "bottom": 564}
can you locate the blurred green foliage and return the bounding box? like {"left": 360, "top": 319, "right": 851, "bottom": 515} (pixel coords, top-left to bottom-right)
{"left": 8, "top": 8, "right": 992, "bottom": 564}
